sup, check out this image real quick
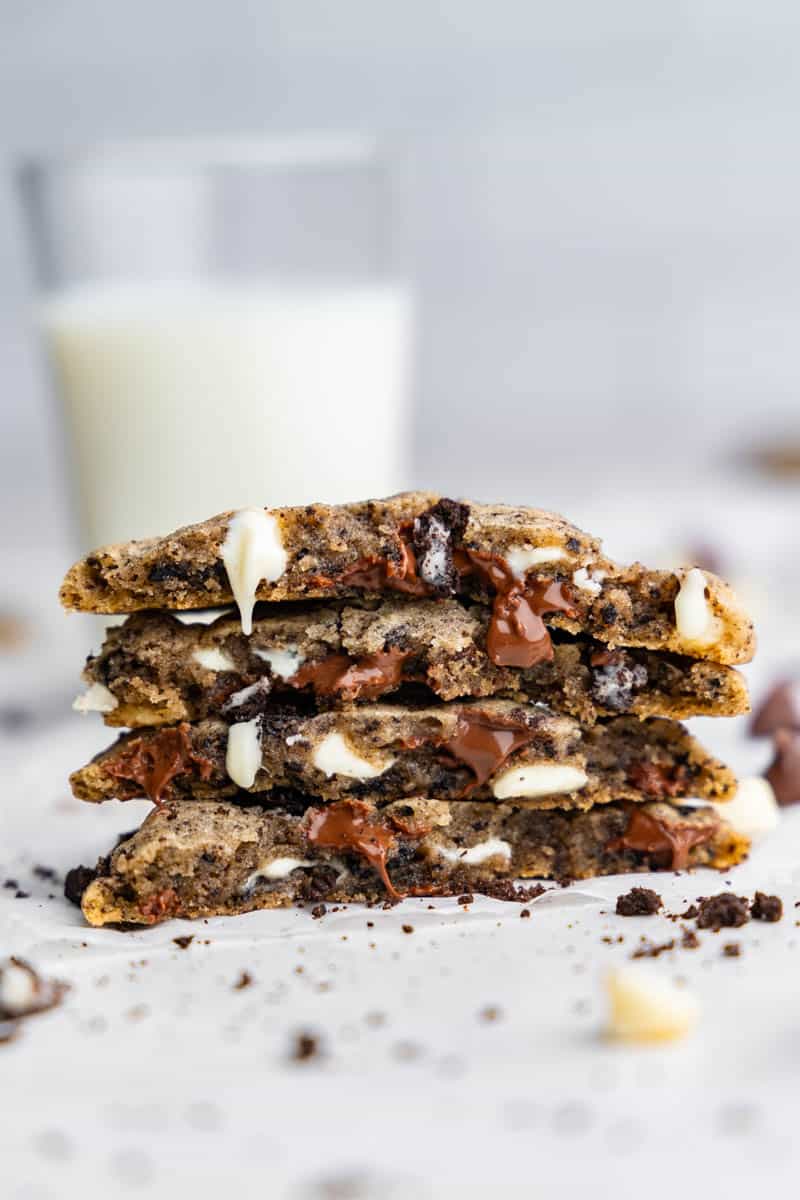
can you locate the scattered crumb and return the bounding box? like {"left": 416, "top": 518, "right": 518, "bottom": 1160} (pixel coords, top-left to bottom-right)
{"left": 401, "top": 924, "right": 414, "bottom": 935}
{"left": 696, "top": 894, "right": 750, "bottom": 931}
{"left": 32, "top": 865, "right": 57, "bottom": 881}
{"left": 311, "top": 904, "right": 327, "bottom": 920}
{"left": 233, "top": 971, "right": 253, "bottom": 991}
{"left": 680, "top": 904, "right": 699, "bottom": 919}
{"left": 393, "top": 1041, "right": 422, "bottom": 1061}
{"left": 681, "top": 928, "right": 701, "bottom": 950}
{"left": 723, "top": 942, "right": 742, "bottom": 958}
{"left": 479, "top": 1006, "right": 502, "bottom": 1023}
{"left": 366, "top": 921, "right": 374, "bottom": 928}
{"left": 616, "top": 887, "right": 662, "bottom": 917}
{"left": 458, "top": 894, "right": 474, "bottom": 906}
{"left": 751, "top": 892, "right": 783, "bottom": 922}
{"left": 14, "top": 891, "right": 29, "bottom": 900}
{"left": 520, "top": 909, "right": 531, "bottom": 919}
{"left": 631, "top": 938, "right": 675, "bottom": 960}
{"left": 172, "top": 936, "right": 193, "bottom": 950}
{"left": 290, "top": 1032, "right": 321, "bottom": 1062}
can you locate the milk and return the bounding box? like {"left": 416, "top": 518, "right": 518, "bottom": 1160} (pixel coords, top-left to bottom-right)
{"left": 41, "top": 281, "right": 413, "bottom": 549}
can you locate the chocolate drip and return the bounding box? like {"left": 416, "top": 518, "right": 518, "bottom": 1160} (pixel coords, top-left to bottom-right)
{"left": 608, "top": 807, "right": 715, "bottom": 870}
{"left": 290, "top": 648, "right": 410, "bottom": 701}
{"left": 305, "top": 800, "right": 401, "bottom": 899}
{"left": 456, "top": 549, "right": 577, "bottom": 668}
{"left": 104, "top": 724, "right": 213, "bottom": 804}
{"left": 439, "top": 709, "right": 538, "bottom": 794}
{"left": 339, "top": 534, "right": 433, "bottom": 597}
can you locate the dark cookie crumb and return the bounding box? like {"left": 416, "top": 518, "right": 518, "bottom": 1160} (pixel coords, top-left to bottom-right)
{"left": 681, "top": 928, "right": 701, "bottom": 949}
{"left": 477, "top": 881, "right": 546, "bottom": 903}
{"left": 696, "top": 894, "right": 750, "bottom": 931}
{"left": 631, "top": 938, "right": 675, "bottom": 959}
{"left": 457, "top": 894, "right": 474, "bottom": 906}
{"left": 311, "top": 904, "right": 327, "bottom": 920}
{"left": 681, "top": 904, "right": 699, "bottom": 919}
{"left": 172, "top": 936, "right": 194, "bottom": 950}
{"left": 616, "top": 887, "right": 662, "bottom": 917}
{"left": 64, "top": 865, "right": 97, "bottom": 907}
{"left": 233, "top": 970, "right": 253, "bottom": 990}
{"left": 14, "top": 890, "right": 29, "bottom": 899}
{"left": 291, "top": 1032, "right": 321, "bottom": 1062}
{"left": 402, "top": 924, "right": 414, "bottom": 934}
{"left": 723, "top": 942, "right": 742, "bottom": 957}
{"left": 3, "top": 879, "right": 18, "bottom": 890}
{"left": 32, "top": 865, "right": 58, "bottom": 881}
{"left": 520, "top": 909, "right": 531, "bottom": 919}
{"left": 751, "top": 892, "right": 783, "bottom": 922}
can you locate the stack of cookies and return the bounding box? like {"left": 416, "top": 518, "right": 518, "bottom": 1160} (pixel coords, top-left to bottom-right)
{"left": 61, "top": 493, "right": 755, "bottom": 926}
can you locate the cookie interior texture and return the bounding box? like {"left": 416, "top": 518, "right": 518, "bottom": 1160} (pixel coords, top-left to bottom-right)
{"left": 69, "top": 700, "right": 736, "bottom": 810}
{"left": 74, "top": 797, "right": 750, "bottom": 926}
{"left": 60, "top": 492, "right": 755, "bottom": 665}
{"left": 82, "top": 601, "right": 750, "bottom": 728}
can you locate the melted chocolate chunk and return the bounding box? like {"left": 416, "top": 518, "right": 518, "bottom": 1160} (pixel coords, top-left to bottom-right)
{"left": 616, "top": 886, "right": 662, "bottom": 916}
{"left": 290, "top": 649, "right": 410, "bottom": 701}
{"left": 626, "top": 762, "right": 689, "bottom": 799}
{"left": 438, "top": 709, "right": 538, "bottom": 794}
{"left": 411, "top": 499, "right": 469, "bottom": 595}
{"left": 607, "top": 807, "right": 716, "bottom": 870}
{"left": 695, "top": 893, "right": 750, "bottom": 930}
{"left": 104, "top": 724, "right": 214, "bottom": 804}
{"left": 339, "top": 533, "right": 433, "bottom": 597}
{"left": 750, "top": 681, "right": 800, "bottom": 737}
{"left": 304, "top": 801, "right": 403, "bottom": 899}
{"left": 590, "top": 650, "right": 648, "bottom": 712}
{"left": 765, "top": 729, "right": 800, "bottom": 806}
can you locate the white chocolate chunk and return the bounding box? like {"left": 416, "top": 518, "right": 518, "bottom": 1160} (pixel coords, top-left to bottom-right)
{"left": 436, "top": 838, "right": 512, "bottom": 865}
{"left": 311, "top": 731, "right": 394, "bottom": 780}
{"left": 572, "top": 566, "right": 606, "bottom": 597}
{"left": 192, "top": 647, "right": 236, "bottom": 672}
{"left": 713, "top": 776, "right": 779, "bottom": 838}
{"left": 506, "top": 544, "right": 569, "bottom": 578}
{"left": 221, "top": 508, "right": 288, "bottom": 635}
{"left": 240, "top": 857, "right": 313, "bottom": 893}
{"left": 0, "top": 961, "right": 38, "bottom": 1016}
{"left": 674, "top": 567, "right": 720, "bottom": 647}
{"left": 606, "top": 968, "right": 698, "bottom": 1043}
{"left": 72, "top": 682, "right": 118, "bottom": 715}
{"left": 492, "top": 763, "right": 588, "bottom": 800}
{"left": 225, "top": 718, "right": 262, "bottom": 788}
{"left": 253, "top": 645, "right": 304, "bottom": 679}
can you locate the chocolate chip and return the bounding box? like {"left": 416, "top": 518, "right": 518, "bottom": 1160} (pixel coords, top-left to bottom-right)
{"left": 615, "top": 887, "right": 662, "bottom": 917}
{"left": 696, "top": 893, "right": 750, "bottom": 930}
{"left": 765, "top": 729, "right": 800, "bottom": 806}
{"left": 751, "top": 892, "right": 783, "bottom": 922}
{"left": 751, "top": 681, "right": 800, "bottom": 737}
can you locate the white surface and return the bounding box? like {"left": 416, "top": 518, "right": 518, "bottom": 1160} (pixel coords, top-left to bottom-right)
{"left": 2, "top": 716, "right": 800, "bottom": 1200}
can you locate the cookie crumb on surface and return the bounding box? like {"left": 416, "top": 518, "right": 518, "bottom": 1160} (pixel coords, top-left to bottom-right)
{"left": 290, "top": 1032, "right": 321, "bottom": 1062}
{"left": 616, "top": 887, "right": 662, "bottom": 917}
{"left": 172, "top": 935, "right": 193, "bottom": 950}
{"left": 696, "top": 894, "right": 750, "bottom": 930}
{"left": 723, "top": 942, "right": 742, "bottom": 957}
{"left": 233, "top": 970, "right": 253, "bottom": 990}
{"left": 311, "top": 904, "right": 327, "bottom": 919}
{"left": 751, "top": 892, "right": 783, "bottom": 922}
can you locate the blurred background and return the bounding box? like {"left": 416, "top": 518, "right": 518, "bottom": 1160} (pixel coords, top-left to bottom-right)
{"left": 2, "top": 1, "right": 800, "bottom": 713}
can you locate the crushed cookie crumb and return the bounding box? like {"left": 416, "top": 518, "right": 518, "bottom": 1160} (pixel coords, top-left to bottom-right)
{"left": 631, "top": 938, "right": 676, "bottom": 959}
{"left": 723, "top": 942, "right": 742, "bottom": 957}
{"left": 681, "top": 928, "right": 700, "bottom": 949}
{"left": 616, "top": 887, "right": 662, "bottom": 917}
{"left": 520, "top": 909, "right": 531, "bottom": 919}
{"left": 290, "top": 1032, "right": 321, "bottom": 1062}
{"left": 310, "top": 904, "right": 327, "bottom": 919}
{"left": 458, "top": 894, "right": 474, "bottom": 906}
{"left": 233, "top": 970, "right": 253, "bottom": 990}
{"left": 696, "top": 894, "right": 750, "bottom": 931}
{"left": 751, "top": 892, "right": 783, "bottom": 922}
{"left": 402, "top": 924, "right": 414, "bottom": 935}
{"left": 172, "top": 935, "right": 193, "bottom": 950}
{"left": 479, "top": 1006, "right": 502, "bottom": 1022}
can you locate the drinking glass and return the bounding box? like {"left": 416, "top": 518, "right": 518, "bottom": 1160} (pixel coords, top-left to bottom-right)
{"left": 17, "top": 136, "right": 413, "bottom": 549}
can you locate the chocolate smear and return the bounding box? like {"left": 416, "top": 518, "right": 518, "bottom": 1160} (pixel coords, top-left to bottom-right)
{"left": 104, "top": 724, "right": 213, "bottom": 805}
{"left": 608, "top": 807, "right": 716, "bottom": 871}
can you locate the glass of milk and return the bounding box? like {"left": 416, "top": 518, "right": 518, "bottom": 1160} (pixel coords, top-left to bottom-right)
{"left": 18, "top": 137, "right": 414, "bottom": 549}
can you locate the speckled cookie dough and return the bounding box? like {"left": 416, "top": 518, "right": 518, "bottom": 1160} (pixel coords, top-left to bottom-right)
{"left": 72, "top": 797, "right": 750, "bottom": 925}
{"left": 59, "top": 493, "right": 755, "bottom": 665}
{"left": 68, "top": 699, "right": 736, "bottom": 810}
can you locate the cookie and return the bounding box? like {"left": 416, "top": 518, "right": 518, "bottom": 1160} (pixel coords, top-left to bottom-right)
{"left": 60, "top": 493, "right": 755, "bottom": 665}
{"left": 79, "top": 602, "right": 750, "bottom": 728}
{"left": 74, "top": 797, "right": 749, "bottom": 925}
{"left": 69, "top": 700, "right": 736, "bottom": 810}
